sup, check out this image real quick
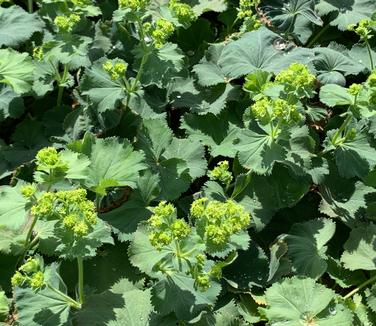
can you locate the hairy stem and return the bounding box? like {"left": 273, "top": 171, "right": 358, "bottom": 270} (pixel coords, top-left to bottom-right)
{"left": 331, "top": 114, "right": 352, "bottom": 146}
{"left": 344, "top": 274, "right": 376, "bottom": 299}
{"left": 27, "top": 0, "right": 33, "bottom": 13}
{"left": 20, "top": 215, "right": 39, "bottom": 264}
{"left": 56, "top": 64, "right": 68, "bottom": 107}
{"left": 365, "top": 41, "right": 375, "bottom": 71}
{"left": 77, "top": 257, "right": 85, "bottom": 305}
{"left": 47, "top": 284, "right": 82, "bottom": 309}
{"left": 307, "top": 24, "right": 330, "bottom": 48}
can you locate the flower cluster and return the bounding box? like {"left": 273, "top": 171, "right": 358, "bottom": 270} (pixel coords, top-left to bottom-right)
{"left": 54, "top": 13, "right": 81, "bottom": 32}
{"left": 152, "top": 19, "right": 175, "bottom": 48}
{"left": 251, "top": 97, "right": 301, "bottom": 125}
{"left": 71, "top": 0, "right": 91, "bottom": 8}
{"left": 190, "top": 198, "right": 251, "bottom": 246}
{"left": 31, "top": 189, "right": 97, "bottom": 236}
{"left": 33, "top": 46, "right": 44, "bottom": 61}
{"left": 347, "top": 83, "right": 363, "bottom": 96}
{"left": 169, "top": 0, "right": 196, "bottom": 25}
{"left": 237, "top": 0, "right": 261, "bottom": 32}
{"left": 208, "top": 161, "right": 233, "bottom": 185}
{"left": 147, "top": 201, "right": 191, "bottom": 250}
{"left": 21, "top": 184, "right": 37, "bottom": 199}
{"left": 275, "top": 63, "right": 316, "bottom": 96}
{"left": 348, "top": 19, "right": 375, "bottom": 41}
{"left": 11, "top": 257, "right": 44, "bottom": 290}
{"left": 102, "top": 59, "right": 128, "bottom": 80}
{"left": 35, "top": 147, "right": 68, "bottom": 172}
{"left": 118, "top": 0, "right": 149, "bottom": 10}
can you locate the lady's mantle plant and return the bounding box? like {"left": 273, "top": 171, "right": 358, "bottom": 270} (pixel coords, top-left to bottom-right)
{"left": 1, "top": 0, "right": 376, "bottom": 325}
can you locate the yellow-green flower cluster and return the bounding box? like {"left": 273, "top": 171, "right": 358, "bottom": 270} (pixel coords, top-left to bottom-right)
{"left": 195, "top": 273, "right": 210, "bottom": 291}
{"left": 35, "top": 147, "right": 68, "bottom": 172}
{"left": 33, "top": 46, "right": 44, "bottom": 61}
{"left": 348, "top": 83, "right": 363, "bottom": 96}
{"left": 102, "top": 59, "right": 128, "bottom": 80}
{"left": 152, "top": 19, "right": 175, "bottom": 48}
{"left": 251, "top": 97, "right": 301, "bottom": 125}
{"left": 208, "top": 161, "right": 233, "bottom": 185}
{"left": 118, "top": 0, "right": 149, "bottom": 10}
{"left": 147, "top": 201, "right": 191, "bottom": 250}
{"left": 21, "top": 184, "right": 37, "bottom": 199}
{"left": 238, "top": 0, "right": 260, "bottom": 18}
{"left": 170, "top": 0, "right": 196, "bottom": 25}
{"left": 11, "top": 257, "right": 44, "bottom": 290}
{"left": 54, "top": 13, "right": 81, "bottom": 32}
{"left": 31, "top": 189, "right": 97, "bottom": 236}
{"left": 190, "top": 198, "right": 251, "bottom": 246}
{"left": 348, "top": 19, "right": 375, "bottom": 41}
{"left": 71, "top": 0, "right": 91, "bottom": 7}
{"left": 367, "top": 71, "right": 376, "bottom": 88}
{"left": 275, "top": 63, "right": 316, "bottom": 95}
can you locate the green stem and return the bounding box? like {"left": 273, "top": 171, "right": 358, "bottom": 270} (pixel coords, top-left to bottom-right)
{"left": 47, "top": 284, "right": 81, "bottom": 309}
{"left": 20, "top": 215, "right": 39, "bottom": 263}
{"left": 77, "top": 257, "right": 85, "bottom": 305}
{"left": 130, "top": 51, "right": 149, "bottom": 92}
{"left": 174, "top": 241, "right": 183, "bottom": 271}
{"left": 27, "top": 0, "right": 33, "bottom": 13}
{"left": 344, "top": 274, "right": 376, "bottom": 300}
{"left": 56, "top": 64, "right": 68, "bottom": 107}
{"left": 307, "top": 24, "right": 330, "bottom": 48}
{"left": 365, "top": 41, "right": 375, "bottom": 71}
{"left": 331, "top": 114, "right": 352, "bottom": 146}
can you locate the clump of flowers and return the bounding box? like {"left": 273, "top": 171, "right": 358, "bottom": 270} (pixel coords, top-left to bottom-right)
{"left": 237, "top": 0, "right": 262, "bottom": 32}
{"left": 102, "top": 59, "right": 128, "bottom": 80}
{"left": 35, "top": 147, "right": 68, "bottom": 172}
{"left": 11, "top": 257, "right": 45, "bottom": 290}
{"left": 169, "top": 0, "right": 196, "bottom": 26}
{"left": 33, "top": 46, "right": 44, "bottom": 61}
{"left": 190, "top": 198, "right": 251, "bottom": 246}
{"left": 147, "top": 201, "right": 191, "bottom": 250}
{"left": 152, "top": 19, "right": 175, "bottom": 48}
{"left": 348, "top": 19, "right": 375, "bottom": 41}
{"left": 118, "top": 0, "right": 149, "bottom": 10}
{"left": 347, "top": 83, "right": 363, "bottom": 96}
{"left": 54, "top": 13, "right": 81, "bottom": 32}
{"left": 208, "top": 161, "right": 233, "bottom": 186}
{"left": 20, "top": 184, "right": 37, "bottom": 199}
{"left": 275, "top": 63, "right": 316, "bottom": 97}
{"left": 251, "top": 97, "right": 301, "bottom": 126}
{"left": 31, "top": 189, "right": 97, "bottom": 236}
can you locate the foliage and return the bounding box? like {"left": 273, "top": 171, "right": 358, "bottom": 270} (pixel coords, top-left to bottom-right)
{"left": 0, "top": 0, "right": 376, "bottom": 324}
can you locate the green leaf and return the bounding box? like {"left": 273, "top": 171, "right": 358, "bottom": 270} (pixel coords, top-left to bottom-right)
{"left": 80, "top": 59, "right": 126, "bottom": 113}
{"left": 15, "top": 263, "right": 72, "bottom": 326}
{"left": 152, "top": 272, "right": 221, "bottom": 320}
{"left": 79, "top": 135, "right": 146, "bottom": 194}
{"left": 0, "top": 49, "right": 34, "bottom": 94}
{"left": 76, "top": 278, "right": 153, "bottom": 326}
{"left": 284, "top": 219, "right": 336, "bottom": 278}
{"left": 181, "top": 110, "right": 242, "bottom": 158}
{"left": 0, "top": 6, "right": 44, "bottom": 47}
{"left": 128, "top": 226, "right": 172, "bottom": 275}
{"left": 349, "top": 44, "right": 376, "bottom": 72}
{"left": 262, "top": 276, "right": 354, "bottom": 325}
{"left": 319, "top": 173, "right": 375, "bottom": 227}
{"left": 261, "top": 0, "right": 322, "bottom": 43}
{"left": 137, "top": 118, "right": 206, "bottom": 200}
{"left": 316, "top": 0, "right": 376, "bottom": 31}
{"left": 140, "top": 43, "right": 185, "bottom": 87}
{"left": 319, "top": 84, "right": 353, "bottom": 107}
{"left": 313, "top": 47, "right": 364, "bottom": 86}
{"left": 334, "top": 132, "right": 376, "bottom": 179}
{"left": 193, "top": 44, "right": 231, "bottom": 86}
{"left": 38, "top": 218, "right": 113, "bottom": 259}
{"left": 341, "top": 224, "right": 376, "bottom": 271}
{"left": 367, "top": 284, "right": 376, "bottom": 313}
{"left": 0, "top": 291, "right": 8, "bottom": 322}
{"left": 0, "top": 86, "right": 24, "bottom": 122}
{"left": 0, "top": 185, "right": 28, "bottom": 231}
